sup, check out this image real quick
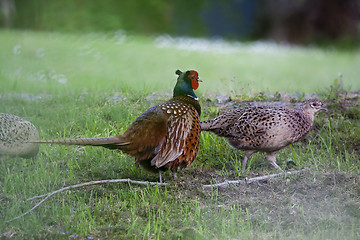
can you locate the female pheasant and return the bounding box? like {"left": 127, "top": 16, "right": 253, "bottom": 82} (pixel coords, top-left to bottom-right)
{"left": 35, "top": 70, "right": 202, "bottom": 182}
{"left": 0, "top": 113, "right": 39, "bottom": 159}
{"left": 201, "top": 99, "right": 327, "bottom": 172}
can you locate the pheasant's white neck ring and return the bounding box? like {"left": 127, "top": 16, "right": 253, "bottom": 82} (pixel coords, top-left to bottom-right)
{"left": 187, "top": 95, "right": 198, "bottom": 101}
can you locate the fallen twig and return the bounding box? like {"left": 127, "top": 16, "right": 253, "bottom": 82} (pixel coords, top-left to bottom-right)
{"left": 8, "top": 168, "right": 308, "bottom": 222}
{"left": 202, "top": 168, "right": 309, "bottom": 188}
{"left": 26, "top": 178, "right": 166, "bottom": 201}
{"left": 7, "top": 178, "right": 166, "bottom": 223}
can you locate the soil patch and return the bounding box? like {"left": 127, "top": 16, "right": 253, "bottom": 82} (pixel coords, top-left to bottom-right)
{"left": 178, "top": 168, "right": 360, "bottom": 238}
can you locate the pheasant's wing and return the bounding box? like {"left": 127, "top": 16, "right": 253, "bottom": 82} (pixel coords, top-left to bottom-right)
{"left": 119, "top": 105, "right": 168, "bottom": 162}
{"left": 226, "top": 111, "right": 267, "bottom": 139}
{"left": 152, "top": 110, "right": 193, "bottom": 168}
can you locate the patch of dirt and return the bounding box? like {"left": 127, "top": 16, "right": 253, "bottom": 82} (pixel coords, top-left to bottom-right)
{"left": 176, "top": 168, "right": 360, "bottom": 238}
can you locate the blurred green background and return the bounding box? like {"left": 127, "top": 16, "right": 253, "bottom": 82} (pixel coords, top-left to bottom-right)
{"left": 1, "top": 0, "right": 360, "bottom": 95}
{"left": 2, "top": 0, "right": 359, "bottom": 45}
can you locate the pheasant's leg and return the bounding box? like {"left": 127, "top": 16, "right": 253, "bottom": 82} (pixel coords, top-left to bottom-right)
{"left": 158, "top": 171, "right": 163, "bottom": 183}
{"left": 172, "top": 172, "right": 177, "bottom": 180}
{"left": 266, "top": 151, "right": 283, "bottom": 171}
{"left": 242, "top": 150, "right": 256, "bottom": 173}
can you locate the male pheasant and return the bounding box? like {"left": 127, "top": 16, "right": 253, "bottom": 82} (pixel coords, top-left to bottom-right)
{"left": 34, "top": 70, "right": 202, "bottom": 182}
{"left": 201, "top": 99, "right": 327, "bottom": 172}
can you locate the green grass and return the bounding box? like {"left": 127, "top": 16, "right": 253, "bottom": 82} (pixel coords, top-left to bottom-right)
{"left": 1, "top": 30, "right": 360, "bottom": 239}
{"left": 1, "top": 30, "right": 360, "bottom": 95}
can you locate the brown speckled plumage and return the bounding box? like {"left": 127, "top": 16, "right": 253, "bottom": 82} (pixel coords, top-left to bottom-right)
{"left": 33, "top": 70, "right": 202, "bottom": 182}
{"left": 201, "top": 99, "right": 327, "bottom": 172}
{"left": 0, "top": 113, "right": 39, "bottom": 159}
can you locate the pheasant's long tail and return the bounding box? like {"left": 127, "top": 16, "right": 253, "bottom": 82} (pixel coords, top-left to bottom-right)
{"left": 200, "top": 120, "right": 214, "bottom": 131}
{"left": 30, "top": 136, "right": 129, "bottom": 150}
{"left": 201, "top": 119, "right": 231, "bottom": 137}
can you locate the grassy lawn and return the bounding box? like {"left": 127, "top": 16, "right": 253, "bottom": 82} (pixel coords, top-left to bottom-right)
{"left": 1, "top": 30, "right": 360, "bottom": 239}
{"left": 1, "top": 30, "right": 360, "bottom": 95}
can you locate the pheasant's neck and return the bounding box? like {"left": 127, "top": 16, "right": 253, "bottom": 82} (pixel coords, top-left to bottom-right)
{"left": 173, "top": 96, "right": 201, "bottom": 116}
{"left": 300, "top": 109, "right": 315, "bottom": 130}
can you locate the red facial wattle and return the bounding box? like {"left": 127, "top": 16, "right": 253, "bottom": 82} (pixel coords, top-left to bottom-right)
{"left": 189, "top": 71, "right": 199, "bottom": 90}
{"left": 191, "top": 79, "right": 199, "bottom": 90}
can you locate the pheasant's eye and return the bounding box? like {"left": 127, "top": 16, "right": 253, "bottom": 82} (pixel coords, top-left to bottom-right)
{"left": 311, "top": 102, "right": 318, "bottom": 108}
{"left": 188, "top": 71, "right": 198, "bottom": 80}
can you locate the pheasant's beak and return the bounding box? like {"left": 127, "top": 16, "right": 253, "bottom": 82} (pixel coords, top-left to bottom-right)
{"left": 197, "top": 77, "right": 203, "bottom": 82}
{"left": 321, "top": 106, "right": 328, "bottom": 112}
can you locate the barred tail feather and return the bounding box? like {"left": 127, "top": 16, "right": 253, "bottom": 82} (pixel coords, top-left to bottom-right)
{"left": 31, "top": 136, "right": 129, "bottom": 150}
